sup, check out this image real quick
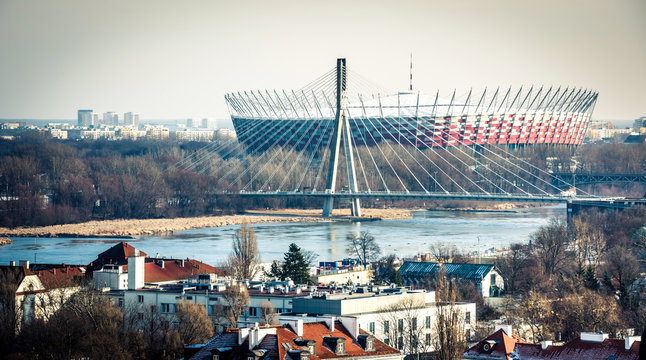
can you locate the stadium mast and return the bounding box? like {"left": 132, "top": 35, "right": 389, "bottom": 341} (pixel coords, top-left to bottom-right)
{"left": 410, "top": 52, "right": 413, "bottom": 91}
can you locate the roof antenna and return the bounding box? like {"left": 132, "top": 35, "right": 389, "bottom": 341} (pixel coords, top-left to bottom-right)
{"left": 409, "top": 52, "right": 413, "bottom": 91}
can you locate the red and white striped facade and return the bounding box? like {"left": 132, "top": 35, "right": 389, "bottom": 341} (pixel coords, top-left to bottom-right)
{"left": 226, "top": 87, "right": 597, "bottom": 150}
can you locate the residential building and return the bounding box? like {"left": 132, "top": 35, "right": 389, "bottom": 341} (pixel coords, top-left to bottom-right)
{"left": 175, "top": 129, "right": 215, "bottom": 142}
{"left": 187, "top": 316, "right": 403, "bottom": 360}
{"left": 123, "top": 112, "right": 139, "bottom": 128}
{"left": 633, "top": 116, "right": 646, "bottom": 134}
{"left": 144, "top": 124, "right": 170, "bottom": 139}
{"left": 0, "top": 261, "right": 80, "bottom": 328}
{"left": 289, "top": 288, "right": 476, "bottom": 351}
{"left": 201, "top": 117, "right": 216, "bottom": 129}
{"left": 314, "top": 268, "right": 372, "bottom": 286}
{"left": 77, "top": 109, "right": 93, "bottom": 127}
{"left": 109, "top": 278, "right": 313, "bottom": 332}
{"left": 103, "top": 112, "right": 119, "bottom": 126}
{"left": 90, "top": 242, "right": 222, "bottom": 290}
{"left": 464, "top": 327, "right": 641, "bottom": 360}
{"left": 398, "top": 262, "right": 504, "bottom": 298}
{"left": 217, "top": 128, "right": 237, "bottom": 139}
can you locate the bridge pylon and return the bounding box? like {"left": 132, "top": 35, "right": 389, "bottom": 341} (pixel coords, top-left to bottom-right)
{"left": 322, "top": 58, "right": 361, "bottom": 217}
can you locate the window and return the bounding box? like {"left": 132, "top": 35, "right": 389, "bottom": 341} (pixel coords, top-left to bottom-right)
{"left": 383, "top": 320, "right": 390, "bottom": 334}
{"left": 212, "top": 356, "right": 219, "bottom": 360}
{"left": 465, "top": 311, "right": 471, "bottom": 324}
{"left": 161, "top": 303, "right": 174, "bottom": 313}
{"left": 384, "top": 338, "right": 390, "bottom": 346}
{"left": 425, "top": 333, "right": 431, "bottom": 343}
{"left": 397, "top": 336, "right": 403, "bottom": 349}
{"left": 490, "top": 273, "right": 496, "bottom": 284}
{"left": 137, "top": 313, "right": 144, "bottom": 321}
{"left": 336, "top": 342, "right": 345, "bottom": 354}
{"left": 412, "top": 318, "right": 417, "bottom": 330}
{"left": 137, "top": 295, "right": 144, "bottom": 303}
{"left": 369, "top": 322, "right": 375, "bottom": 334}
{"left": 398, "top": 319, "right": 403, "bottom": 332}
{"left": 118, "top": 298, "right": 124, "bottom": 307}
{"left": 425, "top": 316, "right": 431, "bottom": 329}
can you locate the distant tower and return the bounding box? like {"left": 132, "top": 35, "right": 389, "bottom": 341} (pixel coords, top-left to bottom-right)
{"left": 77, "top": 109, "right": 93, "bottom": 127}
{"left": 409, "top": 53, "right": 413, "bottom": 91}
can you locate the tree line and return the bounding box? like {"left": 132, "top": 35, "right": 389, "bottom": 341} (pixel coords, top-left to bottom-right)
{"left": 2, "top": 131, "right": 645, "bottom": 228}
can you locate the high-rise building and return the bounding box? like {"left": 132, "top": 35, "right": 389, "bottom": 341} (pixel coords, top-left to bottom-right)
{"left": 201, "top": 118, "right": 216, "bottom": 129}
{"left": 124, "top": 112, "right": 140, "bottom": 128}
{"left": 186, "top": 118, "right": 195, "bottom": 128}
{"left": 77, "top": 109, "right": 93, "bottom": 127}
{"left": 103, "top": 112, "right": 118, "bottom": 126}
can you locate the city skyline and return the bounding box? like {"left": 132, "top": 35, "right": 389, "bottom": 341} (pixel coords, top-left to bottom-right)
{"left": 0, "top": 0, "right": 644, "bottom": 122}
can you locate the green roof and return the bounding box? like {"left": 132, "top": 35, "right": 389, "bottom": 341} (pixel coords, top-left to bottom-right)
{"left": 399, "top": 261, "right": 494, "bottom": 281}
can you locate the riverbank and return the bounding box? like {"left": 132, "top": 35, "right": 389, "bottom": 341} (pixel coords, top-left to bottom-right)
{"left": 0, "top": 238, "right": 12, "bottom": 245}
{"left": 0, "top": 208, "right": 414, "bottom": 238}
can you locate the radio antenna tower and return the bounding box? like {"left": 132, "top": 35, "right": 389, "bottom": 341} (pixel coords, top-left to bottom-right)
{"left": 409, "top": 52, "right": 413, "bottom": 91}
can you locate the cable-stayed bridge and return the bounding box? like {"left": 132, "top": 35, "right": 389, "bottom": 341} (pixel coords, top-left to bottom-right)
{"left": 176, "top": 59, "right": 617, "bottom": 216}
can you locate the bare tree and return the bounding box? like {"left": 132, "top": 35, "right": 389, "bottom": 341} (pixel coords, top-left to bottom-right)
{"left": 378, "top": 296, "right": 431, "bottom": 356}
{"left": 434, "top": 270, "right": 466, "bottom": 360}
{"left": 570, "top": 217, "right": 606, "bottom": 267}
{"left": 604, "top": 246, "right": 639, "bottom": 289}
{"left": 175, "top": 301, "right": 214, "bottom": 345}
{"left": 494, "top": 243, "right": 530, "bottom": 294}
{"left": 218, "top": 283, "right": 250, "bottom": 328}
{"left": 228, "top": 224, "right": 261, "bottom": 280}
{"left": 346, "top": 231, "right": 381, "bottom": 266}
{"left": 429, "top": 243, "right": 461, "bottom": 263}
{"left": 515, "top": 290, "right": 552, "bottom": 342}
{"left": 259, "top": 301, "right": 278, "bottom": 325}
{"left": 530, "top": 218, "right": 571, "bottom": 278}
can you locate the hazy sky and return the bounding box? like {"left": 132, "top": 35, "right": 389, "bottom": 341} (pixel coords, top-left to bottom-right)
{"left": 0, "top": 0, "right": 644, "bottom": 124}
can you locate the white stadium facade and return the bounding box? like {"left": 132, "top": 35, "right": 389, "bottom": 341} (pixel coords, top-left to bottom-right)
{"left": 225, "top": 81, "right": 598, "bottom": 152}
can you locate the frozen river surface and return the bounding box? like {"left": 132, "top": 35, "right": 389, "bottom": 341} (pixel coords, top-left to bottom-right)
{"left": 0, "top": 205, "right": 565, "bottom": 266}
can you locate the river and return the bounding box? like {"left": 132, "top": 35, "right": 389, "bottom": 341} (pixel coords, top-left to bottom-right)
{"left": 0, "top": 205, "right": 565, "bottom": 266}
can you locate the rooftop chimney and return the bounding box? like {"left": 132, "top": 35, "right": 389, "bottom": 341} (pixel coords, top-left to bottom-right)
{"left": 625, "top": 336, "right": 640, "bottom": 350}
{"left": 541, "top": 341, "right": 552, "bottom": 350}
{"left": 128, "top": 250, "right": 145, "bottom": 290}
{"left": 581, "top": 332, "right": 608, "bottom": 343}
{"left": 19, "top": 260, "right": 29, "bottom": 269}
{"left": 326, "top": 317, "right": 335, "bottom": 332}
{"left": 494, "top": 325, "right": 512, "bottom": 336}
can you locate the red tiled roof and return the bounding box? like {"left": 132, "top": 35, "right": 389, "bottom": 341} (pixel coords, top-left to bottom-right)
{"left": 516, "top": 338, "right": 639, "bottom": 360}
{"left": 34, "top": 266, "right": 85, "bottom": 288}
{"left": 275, "top": 321, "right": 400, "bottom": 360}
{"left": 91, "top": 241, "right": 147, "bottom": 267}
{"left": 189, "top": 322, "right": 400, "bottom": 360}
{"left": 122, "top": 258, "right": 223, "bottom": 283}
{"left": 465, "top": 329, "right": 640, "bottom": 360}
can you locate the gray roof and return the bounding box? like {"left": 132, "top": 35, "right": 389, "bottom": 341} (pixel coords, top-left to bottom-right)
{"left": 398, "top": 262, "right": 494, "bottom": 281}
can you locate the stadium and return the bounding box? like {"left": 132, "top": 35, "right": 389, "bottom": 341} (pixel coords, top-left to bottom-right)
{"left": 224, "top": 68, "right": 598, "bottom": 152}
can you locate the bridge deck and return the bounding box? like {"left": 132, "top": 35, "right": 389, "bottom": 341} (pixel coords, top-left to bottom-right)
{"left": 238, "top": 190, "right": 612, "bottom": 204}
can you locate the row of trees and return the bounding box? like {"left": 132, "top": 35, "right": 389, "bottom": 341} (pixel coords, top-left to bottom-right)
{"left": 4, "top": 132, "right": 645, "bottom": 228}
{"left": 491, "top": 207, "right": 646, "bottom": 342}
{"left": 1, "top": 286, "right": 215, "bottom": 359}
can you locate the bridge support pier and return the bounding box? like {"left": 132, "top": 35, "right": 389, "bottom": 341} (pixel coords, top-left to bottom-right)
{"left": 322, "top": 58, "right": 361, "bottom": 217}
